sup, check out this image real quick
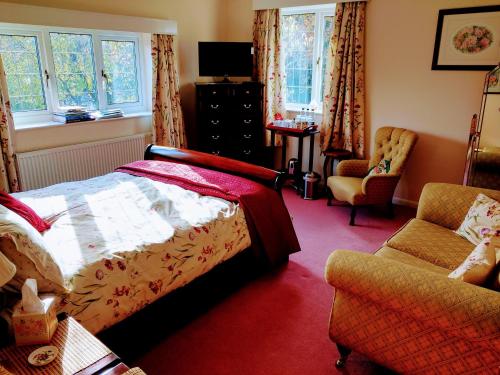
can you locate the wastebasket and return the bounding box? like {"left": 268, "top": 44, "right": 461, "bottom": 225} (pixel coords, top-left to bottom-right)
{"left": 303, "top": 172, "right": 320, "bottom": 200}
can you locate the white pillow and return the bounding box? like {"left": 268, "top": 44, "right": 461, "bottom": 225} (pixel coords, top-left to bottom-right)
{"left": 0, "top": 205, "right": 65, "bottom": 290}
{"left": 455, "top": 194, "right": 500, "bottom": 245}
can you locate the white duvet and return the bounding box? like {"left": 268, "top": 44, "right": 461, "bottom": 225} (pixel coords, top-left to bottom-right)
{"left": 13, "top": 172, "right": 251, "bottom": 333}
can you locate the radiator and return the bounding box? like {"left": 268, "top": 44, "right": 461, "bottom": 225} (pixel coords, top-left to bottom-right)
{"left": 17, "top": 134, "right": 149, "bottom": 191}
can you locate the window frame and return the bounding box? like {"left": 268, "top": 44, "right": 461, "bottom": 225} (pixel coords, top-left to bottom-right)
{"left": 0, "top": 27, "right": 52, "bottom": 121}
{"left": 0, "top": 23, "right": 148, "bottom": 127}
{"left": 96, "top": 32, "right": 146, "bottom": 113}
{"left": 281, "top": 4, "right": 335, "bottom": 113}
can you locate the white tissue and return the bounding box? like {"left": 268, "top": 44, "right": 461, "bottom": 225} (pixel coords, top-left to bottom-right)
{"left": 21, "top": 278, "right": 44, "bottom": 313}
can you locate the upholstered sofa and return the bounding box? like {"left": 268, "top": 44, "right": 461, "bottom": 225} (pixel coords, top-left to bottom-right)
{"left": 325, "top": 183, "right": 500, "bottom": 374}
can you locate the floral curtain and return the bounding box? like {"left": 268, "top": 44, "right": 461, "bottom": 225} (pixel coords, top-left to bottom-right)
{"left": 151, "top": 34, "right": 186, "bottom": 148}
{"left": 253, "top": 9, "right": 285, "bottom": 146}
{"left": 0, "top": 56, "right": 20, "bottom": 192}
{"left": 321, "top": 2, "right": 366, "bottom": 159}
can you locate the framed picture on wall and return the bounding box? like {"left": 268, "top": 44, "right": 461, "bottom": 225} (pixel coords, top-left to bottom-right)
{"left": 432, "top": 5, "right": 500, "bottom": 71}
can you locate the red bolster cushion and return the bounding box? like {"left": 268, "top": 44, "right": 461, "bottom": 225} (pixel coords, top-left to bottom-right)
{"left": 0, "top": 192, "right": 51, "bottom": 233}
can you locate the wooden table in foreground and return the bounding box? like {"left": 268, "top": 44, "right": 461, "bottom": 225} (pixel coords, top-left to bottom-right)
{"left": 0, "top": 317, "right": 129, "bottom": 375}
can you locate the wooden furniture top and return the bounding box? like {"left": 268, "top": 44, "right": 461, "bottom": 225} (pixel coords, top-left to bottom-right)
{"left": 0, "top": 317, "right": 127, "bottom": 375}
{"left": 266, "top": 124, "right": 319, "bottom": 135}
{"left": 144, "top": 145, "right": 286, "bottom": 191}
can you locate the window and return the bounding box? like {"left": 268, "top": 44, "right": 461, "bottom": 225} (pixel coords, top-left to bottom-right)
{"left": 50, "top": 32, "right": 98, "bottom": 109}
{"left": 0, "top": 34, "right": 46, "bottom": 112}
{"left": 281, "top": 5, "right": 335, "bottom": 111}
{"left": 101, "top": 39, "right": 139, "bottom": 105}
{"left": 0, "top": 25, "right": 146, "bottom": 126}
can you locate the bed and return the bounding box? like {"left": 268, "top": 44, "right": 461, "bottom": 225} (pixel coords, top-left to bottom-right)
{"left": 0, "top": 146, "right": 300, "bottom": 334}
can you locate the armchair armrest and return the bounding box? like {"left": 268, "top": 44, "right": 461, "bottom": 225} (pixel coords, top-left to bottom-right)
{"left": 416, "top": 183, "right": 500, "bottom": 230}
{"left": 361, "top": 174, "right": 400, "bottom": 202}
{"left": 325, "top": 250, "right": 500, "bottom": 348}
{"left": 336, "top": 160, "right": 369, "bottom": 177}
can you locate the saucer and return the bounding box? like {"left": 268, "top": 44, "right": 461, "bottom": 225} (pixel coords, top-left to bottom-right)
{"left": 28, "top": 346, "right": 58, "bottom": 366}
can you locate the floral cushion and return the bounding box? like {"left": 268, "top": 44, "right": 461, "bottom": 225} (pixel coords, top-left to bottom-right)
{"left": 0, "top": 205, "right": 64, "bottom": 290}
{"left": 368, "top": 159, "right": 391, "bottom": 176}
{"left": 455, "top": 194, "right": 500, "bottom": 245}
{"left": 448, "top": 229, "right": 499, "bottom": 286}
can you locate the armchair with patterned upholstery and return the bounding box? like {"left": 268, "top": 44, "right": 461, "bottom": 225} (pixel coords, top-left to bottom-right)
{"left": 326, "top": 126, "right": 418, "bottom": 225}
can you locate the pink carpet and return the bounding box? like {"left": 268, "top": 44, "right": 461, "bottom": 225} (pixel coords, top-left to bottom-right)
{"left": 127, "top": 188, "right": 415, "bottom": 374}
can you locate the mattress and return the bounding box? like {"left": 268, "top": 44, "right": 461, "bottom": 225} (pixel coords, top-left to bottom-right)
{"left": 14, "top": 172, "right": 251, "bottom": 333}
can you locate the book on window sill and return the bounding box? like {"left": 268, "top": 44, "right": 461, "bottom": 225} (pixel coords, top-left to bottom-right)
{"left": 53, "top": 113, "right": 95, "bottom": 123}
{"left": 93, "top": 109, "right": 124, "bottom": 120}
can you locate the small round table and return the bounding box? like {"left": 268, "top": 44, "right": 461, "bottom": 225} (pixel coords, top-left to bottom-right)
{"left": 322, "top": 149, "right": 352, "bottom": 184}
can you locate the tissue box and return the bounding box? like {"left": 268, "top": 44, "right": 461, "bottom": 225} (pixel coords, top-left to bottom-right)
{"left": 12, "top": 295, "right": 58, "bottom": 346}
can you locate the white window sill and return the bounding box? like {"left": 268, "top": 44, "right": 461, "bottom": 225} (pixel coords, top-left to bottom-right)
{"left": 286, "top": 106, "right": 323, "bottom": 115}
{"left": 15, "top": 111, "right": 152, "bottom": 132}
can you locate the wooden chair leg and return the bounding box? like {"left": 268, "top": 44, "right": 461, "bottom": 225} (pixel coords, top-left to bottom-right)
{"left": 387, "top": 201, "right": 394, "bottom": 218}
{"left": 349, "top": 206, "right": 357, "bottom": 226}
{"left": 327, "top": 188, "right": 333, "bottom": 206}
{"left": 335, "top": 343, "right": 352, "bottom": 368}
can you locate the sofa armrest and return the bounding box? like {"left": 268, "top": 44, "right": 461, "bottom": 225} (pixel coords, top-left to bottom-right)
{"left": 361, "top": 174, "right": 400, "bottom": 201}
{"left": 336, "top": 160, "right": 369, "bottom": 177}
{"left": 416, "top": 183, "right": 500, "bottom": 230}
{"left": 325, "top": 250, "right": 500, "bottom": 346}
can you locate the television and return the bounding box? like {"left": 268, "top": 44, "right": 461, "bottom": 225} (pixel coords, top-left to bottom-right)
{"left": 198, "top": 42, "right": 254, "bottom": 79}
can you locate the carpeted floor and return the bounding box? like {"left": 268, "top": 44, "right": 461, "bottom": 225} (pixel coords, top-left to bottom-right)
{"left": 103, "top": 188, "right": 416, "bottom": 374}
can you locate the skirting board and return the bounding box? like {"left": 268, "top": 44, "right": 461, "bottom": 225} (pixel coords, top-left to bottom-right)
{"left": 393, "top": 197, "right": 418, "bottom": 208}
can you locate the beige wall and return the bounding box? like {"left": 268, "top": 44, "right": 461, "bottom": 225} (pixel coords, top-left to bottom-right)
{"left": 365, "top": 0, "right": 498, "bottom": 203}
{"left": 224, "top": 0, "right": 497, "bottom": 204}
{"left": 4, "top": 0, "right": 226, "bottom": 151}
{"left": 5, "top": 0, "right": 497, "bottom": 203}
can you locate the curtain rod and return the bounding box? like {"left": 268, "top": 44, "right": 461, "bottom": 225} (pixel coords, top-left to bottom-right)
{"left": 253, "top": 0, "right": 367, "bottom": 10}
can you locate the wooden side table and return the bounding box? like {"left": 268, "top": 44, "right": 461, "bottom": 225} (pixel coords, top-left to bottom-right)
{"left": 0, "top": 317, "right": 129, "bottom": 375}
{"left": 266, "top": 124, "right": 319, "bottom": 194}
{"left": 322, "top": 149, "right": 352, "bottom": 183}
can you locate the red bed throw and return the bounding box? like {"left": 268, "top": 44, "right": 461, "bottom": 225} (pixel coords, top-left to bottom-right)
{"left": 116, "top": 160, "right": 300, "bottom": 265}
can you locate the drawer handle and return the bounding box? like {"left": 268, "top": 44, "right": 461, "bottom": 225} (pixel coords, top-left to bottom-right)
{"left": 243, "top": 119, "right": 252, "bottom": 124}
{"left": 243, "top": 149, "right": 252, "bottom": 155}
{"left": 210, "top": 120, "right": 220, "bottom": 125}
{"left": 243, "top": 104, "right": 252, "bottom": 109}
{"left": 211, "top": 135, "right": 220, "bottom": 140}
{"left": 212, "top": 91, "right": 217, "bottom": 95}
{"left": 210, "top": 104, "right": 220, "bottom": 110}
{"left": 243, "top": 134, "right": 252, "bottom": 139}
{"left": 245, "top": 90, "right": 250, "bottom": 95}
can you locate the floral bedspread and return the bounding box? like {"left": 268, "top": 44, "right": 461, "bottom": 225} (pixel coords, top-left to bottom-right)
{"left": 14, "top": 172, "right": 250, "bottom": 333}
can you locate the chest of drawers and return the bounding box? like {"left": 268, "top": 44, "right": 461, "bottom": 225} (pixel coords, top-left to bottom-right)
{"left": 195, "top": 82, "right": 264, "bottom": 164}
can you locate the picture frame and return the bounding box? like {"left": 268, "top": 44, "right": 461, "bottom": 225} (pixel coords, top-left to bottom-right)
{"left": 432, "top": 5, "right": 500, "bottom": 71}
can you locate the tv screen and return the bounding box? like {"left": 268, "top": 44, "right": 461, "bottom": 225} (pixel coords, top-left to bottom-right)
{"left": 198, "top": 42, "right": 254, "bottom": 78}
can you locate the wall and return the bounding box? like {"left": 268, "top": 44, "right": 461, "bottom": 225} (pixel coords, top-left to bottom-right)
{"left": 365, "top": 0, "right": 499, "bottom": 204}
{"left": 4, "top": 0, "right": 497, "bottom": 203}
{"left": 223, "top": 0, "right": 498, "bottom": 204}
{"left": 3, "top": 0, "right": 226, "bottom": 151}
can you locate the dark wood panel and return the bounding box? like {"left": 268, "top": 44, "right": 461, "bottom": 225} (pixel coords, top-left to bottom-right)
{"left": 144, "top": 145, "right": 285, "bottom": 191}
{"left": 195, "top": 82, "right": 265, "bottom": 165}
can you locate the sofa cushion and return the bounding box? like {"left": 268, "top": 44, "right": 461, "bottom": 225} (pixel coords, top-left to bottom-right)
{"left": 385, "top": 219, "right": 473, "bottom": 270}
{"left": 448, "top": 235, "right": 499, "bottom": 286}
{"left": 327, "top": 176, "right": 367, "bottom": 205}
{"left": 375, "top": 246, "right": 449, "bottom": 275}
{"left": 455, "top": 193, "right": 500, "bottom": 245}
